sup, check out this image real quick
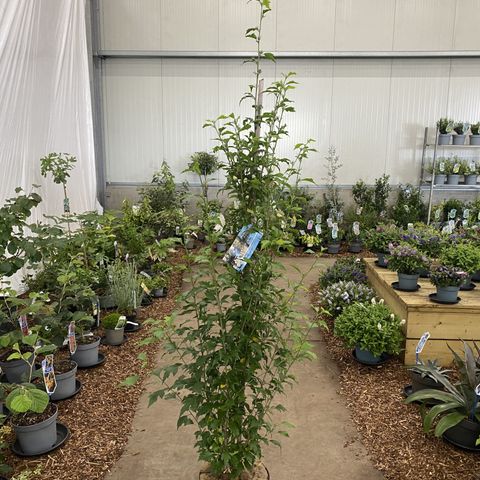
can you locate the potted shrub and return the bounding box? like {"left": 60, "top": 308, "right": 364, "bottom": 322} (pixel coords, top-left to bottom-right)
{"left": 347, "top": 222, "right": 363, "bottom": 253}
{"left": 299, "top": 232, "right": 321, "bottom": 252}
{"left": 463, "top": 159, "right": 478, "bottom": 185}
{"left": 387, "top": 243, "right": 429, "bottom": 291}
{"left": 364, "top": 224, "right": 399, "bottom": 267}
{"left": 470, "top": 122, "right": 480, "bottom": 145}
{"left": 326, "top": 226, "right": 343, "bottom": 254}
{"left": 436, "top": 118, "right": 453, "bottom": 145}
{"left": 0, "top": 331, "right": 34, "bottom": 384}
{"left": 101, "top": 313, "right": 126, "bottom": 346}
{"left": 429, "top": 265, "right": 468, "bottom": 303}
{"left": 70, "top": 314, "right": 101, "bottom": 367}
{"left": 49, "top": 359, "right": 78, "bottom": 401}
{"left": 440, "top": 241, "right": 480, "bottom": 290}
{"left": 427, "top": 158, "right": 447, "bottom": 185}
{"left": 334, "top": 299, "right": 404, "bottom": 365}
{"left": 5, "top": 337, "right": 59, "bottom": 456}
{"left": 147, "top": 275, "right": 168, "bottom": 298}
{"left": 405, "top": 342, "right": 480, "bottom": 451}
{"left": 452, "top": 121, "right": 469, "bottom": 145}
{"left": 320, "top": 280, "right": 375, "bottom": 317}
{"left": 445, "top": 156, "right": 464, "bottom": 185}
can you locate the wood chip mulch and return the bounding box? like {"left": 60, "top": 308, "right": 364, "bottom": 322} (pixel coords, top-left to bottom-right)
{"left": 288, "top": 246, "right": 376, "bottom": 258}
{"left": 310, "top": 284, "right": 480, "bottom": 480}
{"left": 7, "top": 250, "right": 188, "bottom": 480}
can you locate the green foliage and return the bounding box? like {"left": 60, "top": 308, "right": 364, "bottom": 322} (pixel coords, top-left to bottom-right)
{"left": 363, "top": 223, "right": 399, "bottom": 254}
{"left": 440, "top": 241, "right": 480, "bottom": 274}
{"left": 141, "top": 3, "right": 322, "bottom": 477}
{"left": 352, "top": 175, "right": 391, "bottom": 218}
{"left": 436, "top": 118, "right": 453, "bottom": 134}
{"left": 322, "top": 146, "right": 343, "bottom": 214}
{"left": 334, "top": 300, "right": 405, "bottom": 357}
{"left": 320, "top": 281, "right": 375, "bottom": 317}
{"left": 430, "top": 265, "right": 468, "bottom": 288}
{"left": 405, "top": 342, "right": 480, "bottom": 437}
{"left": 453, "top": 121, "right": 469, "bottom": 135}
{"left": 101, "top": 313, "right": 122, "bottom": 330}
{"left": 387, "top": 243, "right": 429, "bottom": 275}
{"left": 0, "top": 188, "right": 42, "bottom": 276}
{"left": 6, "top": 385, "right": 49, "bottom": 415}
{"left": 471, "top": 122, "right": 480, "bottom": 135}
{"left": 188, "top": 152, "right": 219, "bottom": 177}
{"left": 318, "top": 257, "right": 367, "bottom": 288}
{"left": 389, "top": 184, "right": 426, "bottom": 227}
{"left": 299, "top": 233, "right": 321, "bottom": 248}
{"left": 39, "top": 152, "right": 76, "bottom": 186}
{"left": 108, "top": 260, "right": 143, "bottom": 315}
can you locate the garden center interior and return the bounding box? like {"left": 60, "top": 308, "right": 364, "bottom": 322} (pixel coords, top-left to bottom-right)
{"left": 0, "top": 1, "right": 479, "bottom": 479}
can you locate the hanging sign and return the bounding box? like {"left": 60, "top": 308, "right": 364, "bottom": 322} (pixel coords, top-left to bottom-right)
{"left": 315, "top": 224, "right": 322, "bottom": 235}
{"left": 42, "top": 355, "right": 57, "bottom": 396}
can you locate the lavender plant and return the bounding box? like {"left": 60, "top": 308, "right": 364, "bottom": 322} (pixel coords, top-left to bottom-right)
{"left": 387, "top": 243, "right": 429, "bottom": 275}
{"left": 430, "top": 265, "right": 468, "bottom": 288}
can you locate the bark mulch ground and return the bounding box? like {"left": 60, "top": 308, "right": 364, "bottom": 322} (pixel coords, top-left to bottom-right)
{"left": 311, "top": 284, "right": 480, "bottom": 480}
{"left": 7, "top": 250, "right": 187, "bottom": 480}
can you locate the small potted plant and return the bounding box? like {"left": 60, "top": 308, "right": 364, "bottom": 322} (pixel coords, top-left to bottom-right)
{"left": 436, "top": 118, "right": 453, "bottom": 145}
{"left": 445, "top": 156, "right": 464, "bottom": 185}
{"left": 387, "top": 243, "right": 429, "bottom": 291}
{"left": 334, "top": 299, "right": 404, "bottom": 365}
{"left": 463, "top": 159, "right": 479, "bottom": 185}
{"left": 0, "top": 331, "right": 34, "bottom": 384}
{"left": 430, "top": 265, "right": 467, "bottom": 303}
{"left": 184, "top": 233, "right": 195, "bottom": 250}
{"left": 101, "top": 313, "right": 126, "bottom": 346}
{"left": 71, "top": 315, "right": 101, "bottom": 367}
{"left": 49, "top": 358, "right": 78, "bottom": 401}
{"left": 405, "top": 341, "right": 480, "bottom": 451}
{"left": 470, "top": 122, "right": 480, "bottom": 145}
{"left": 427, "top": 158, "right": 447, "bottom": 185}
{"left": 364, "top": 224, "right": 399, "bottom": 267}
{"left": 147, "top": 275, "right": 168, "bottom": 298}
{"left": 440, "top": 241, "right": 480, "bottom": 291}
{"left": 347, "top": 222, "right": 363, "bottom": 253}
{"left": 216, "top": 237, "right": 227, "bottom": 253}
{"left": 320, "top": 280, "right": 375, "bottom": 318}
{"left": 326, "top": 225, "right": 343, "bottom": 254}
{"left": 299, "top": 232, "right": 321, "bottom": 251}
{"left": 452, "top": 121, "right": 469, "bottom": 145}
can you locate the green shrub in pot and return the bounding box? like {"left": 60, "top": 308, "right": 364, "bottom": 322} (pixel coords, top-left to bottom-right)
{"left": 437, "top": 118, "right": 453, "bottom": 135}
{"left": 440, "top": 241, "right": 480, "bottom": 277}
{"left": 334, "top": 299, "right": 405, "bottom": 358}
{"left": 430, "top": 265, "right": 468, "bottom": 302}
{"left": 364, "top": 224, "right": 399, "bottom": 261}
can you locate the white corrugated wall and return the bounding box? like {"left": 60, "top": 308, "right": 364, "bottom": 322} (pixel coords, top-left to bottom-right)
{"left": 98, "top": 0, "right": 480, "bottom": 187}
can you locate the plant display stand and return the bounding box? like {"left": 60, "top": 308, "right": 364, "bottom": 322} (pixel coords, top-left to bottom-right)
{"left": 364, "top": 258, "right": 480, "bottom": 365}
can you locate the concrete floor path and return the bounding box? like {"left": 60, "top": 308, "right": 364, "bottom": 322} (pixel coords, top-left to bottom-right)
{"left": 106, "top": 257, "right": 384, "bottom": 480}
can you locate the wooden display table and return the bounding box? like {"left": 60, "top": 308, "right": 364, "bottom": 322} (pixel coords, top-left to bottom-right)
{"left": 364, "top": 258, "right": 480, "bottom": 365}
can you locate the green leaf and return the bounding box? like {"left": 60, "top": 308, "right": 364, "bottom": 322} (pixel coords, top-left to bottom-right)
{"left": 120, "top": 375, "right": 139, "bottom": 387}
{"left": 423, "top": 402, "right": 460, "bottom": 433}
{"left": 434, "top": 411, "right": 465, "bottom": 437}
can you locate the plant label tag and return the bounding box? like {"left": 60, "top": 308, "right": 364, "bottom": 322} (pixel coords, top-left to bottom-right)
{"left": 307, "top": 220, "right": 314, "bottom": 230}
{"left": 448, "top": 219, "right": 455, "bottom": 230}
{"left": 133, "top": 290, "right": 137, "bottom": 310}
{"left": 116, "top": 315, "right": 127, "bottom": 330}
{"left": 434, "top": 209, "right": 441, "bottom": 220}
{"left": 407, "top": 223, "right": 414, "bottom": 231}
{"left": 449, "top": 209, "right": 456, "bottom": 219}
{"left": 175, "top": 226, "right": 180, "bottom": 235}
{"left": 290, "top": 216, "right": 297, "bottom": 228}
{"left": 470, "top": 161, "right": 476, "bottom": 171}
{"left": 132, "top": 204, "right": 140, "bottom": 215}
{"left": 316, "top": 214, "right": 322, "bottom": 224}
{"left": 141, "top": 282, "right": 151, "bottom": 295}
{"left": 337, "top": 211, "right": 344, "bottom": 222}
{"left": 18, "top": 315, "right": 29, "bottom": 336}
{"left": 114, "top": 241, "right": 118, "bottom": 258}
{"left": 42, "top": 355, "right": 57, "bottom": 396}
{"left": 478, "top": 212, "right": 480, "bottom": 221}
{"left": 439, "top": 161, "right": 445, "bottom": 172}
{"left": 315, "top": 224, "right": 322, "bottom": 235}
{"left": 332, "top": 223, "right": 338, "bottom": 240}
{"left": 197, "top": 219, "right": 203, "bottom": 227}
{"left": 63, "top": 197, "right": 70, "bottom": 213}
{"left": 416, "top": 332, "right": 430, "bottom": 355}
{"left": 453, "top": 163, "right": 460, "bottom": 174}
{"left": 299, "top": 230, "right": 306, "bottom": 236}
{"left": 93, "top": 298, "right": 100, "bottom": 328}
{"left": 475, "top": 384, "right": 480, "bottom": 397}
{"left": 125, "top": 253, "right": 129, "bottom": 262}
{"left": 356, "top": 206, "right": 363, "bottom": 215}
{"left": 463, "top": 209, "right": 470, "bottom": 219}
{"left": 462, "top": 219, "right": 468, "bottom": 227}
{"left": 140, "top": 271, "right": 152, "bottom": 279}
{"left": 327, "top": 218, "right": 333, "bottom": 228}
{"left": 68, "top": 321, "right": 77, "bottom": 354}
{"left": 280, "top": 220, "right": 286, "bottom": 230}
{"left": 353, "top": 222, "right": 360, "bottom": 236}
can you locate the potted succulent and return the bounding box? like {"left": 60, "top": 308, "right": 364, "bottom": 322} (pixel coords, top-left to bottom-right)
{"left": 334, "top": 299, "right": 404, "bottom": 365}
{"left": 5, "top": 336, "right": 59, "bottom": 456}
{"left": 429, "top": 265, "right": 467, "bottom": 303}
{"left": 440, "top": 241, "right": 480, "bottom": 290}
{"left": 445, "top": 156, "right": 464, "bottom": 185}
{"left": 452, "top": 121, "right": 469, "bottom": 145}
{"left": 387, "top": 242, "right": 429, "bottom": 291}
{"left": 405, "top": 342, "right": 480, "bottom": 451}
{"left": 101, "top": 313, "right": 126, "bottom": 346}
{"left": 364, "top": 224, "right": 399, "bottom": 267}
{"left": 437, "top": 118, "right": 453, "bottom": 145}
{"left": 463, "top": 159, "right": 479, "bottom": 185}
{"left": 408, "top": 359, "right": 449, "bottom": 394}
{"left": 320, "top": 280, "right": 375, "bottom": 318}
{"left": 470, "top": 122, "right": 480, "bottom": 145}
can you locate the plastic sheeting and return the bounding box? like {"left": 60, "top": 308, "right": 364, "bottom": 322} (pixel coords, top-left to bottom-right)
{"left": 0, "top": 0, "right": 98, "bottom": 221}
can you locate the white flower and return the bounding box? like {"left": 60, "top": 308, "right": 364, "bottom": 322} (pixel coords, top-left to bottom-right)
{"left": 390, "top": 313, "right": 395, "bottom": 320}
{"left": 400, "top": 319, "right": 406, "bottom": 326}
{"left": 377, "top": 322, "right": 382, "bottom": 331}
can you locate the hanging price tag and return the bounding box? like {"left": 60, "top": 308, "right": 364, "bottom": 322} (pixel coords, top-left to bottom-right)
{"left": 463, "top": 209, "right": 470, "bottom": 219}
{"left": 307, "top": 220, "right": 314, "bottom": 230}
{"left": 326, "top": 218, "right": 333, "bottom": 228}
{"left": 453, "top": 163, "right": 460, "bottom": 174}
{"left": 415, "top": 331, "right": 430, "bottom": 363}
{"left": 18, "top": 315, "right": 29, "bottom": 336}
{"left": 68, "top": 321, "right": 77, "bottom": 355}
{"left": 315, "top": 224, "right": 322, "bottom": 235}
{"left": 353, "top": 222, "right": 360, "bottom": 236}
{"left": 315, "top": 214, "right": 322, "bottom": 224}
{"left": 42, "top": 355, "right": 57, "bottom": 396}
{"left": 63, "top": 197, "right": 70, "bottom": 213}
{"left": 449, "top": 209, "right": 457, "bottom": 219}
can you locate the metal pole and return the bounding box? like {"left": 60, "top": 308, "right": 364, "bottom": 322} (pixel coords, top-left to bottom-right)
{"left": 426, "top": 127, "right": 439, "bottom": 225}
{"left": 419, "top": 126, "right": 428, "bottom": 186}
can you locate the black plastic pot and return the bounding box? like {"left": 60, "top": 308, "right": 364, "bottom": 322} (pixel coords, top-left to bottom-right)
{"left": 409, "top": 371, "right": 443, "bottom": 393}
{"left": 348, "top": 241, "right": 362, "bottom": 253}
{"left": 376, "top": 252, "right": 388, "bottom": 268}
{"left": 327, "top": 243, "right": 340, "bottom": 254}
{"left": 443, "top": 418, "right": 480, "bottom": 451}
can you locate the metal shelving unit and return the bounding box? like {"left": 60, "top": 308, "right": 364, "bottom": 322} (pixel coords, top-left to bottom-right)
{"left": 419, "top": 126, "right": 480, "bottom": 224}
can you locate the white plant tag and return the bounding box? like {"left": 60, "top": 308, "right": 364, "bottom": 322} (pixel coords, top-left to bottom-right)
{"left": 116, "top": 315, "right": 127, "bottom": 330}
{"left": 197, "top": 219, "right": 203, "bottom": 227}
{"left": 475, "top": 384, "right": 480, "bottom": 397}
{"left": 337, "top": 211, "right": 344, "bottom": 222}
{"left": 307, "top": 220, "right": 314, "bottom": 230}
{"left": 291, "top": 216, "right": 297, "bottom": 228}
{"left": 316, "top": 214, "right": 322, "bottom": 224}
{"left": 407, "top": 223, "right": 414, "bottom": 231}
{"left": 449, "top": 209, "right": 457, "bottom": 219}
{"left": 416, "top": 332, "right": 430, "bottom": 355}
{"left": 315, "top": 224, "right": 322, "bottom": 235}
{"left": 327, "top": 218, "right": 333, "bottom": 228}
{"left": 448, "top": 219, "right": 455, "bottom": 230}
{"left": 353, "top": 222, "right": 360, "bottom": 236}
{"left": 463, "top": 209, "right": 470, "bottom": 219}
{"left": 332, "top": 223, "right": 338, "bottom": 240}
{"left": 356, "top": 206, "right": 363, "bottom": 215}
{"left": 299, "top": 230, "right": 306, "bottom": 236}
{"left": 462, "top": 219, "right": 468, "bottom": 227}
{"left": 453, "top": 163, "right": 460, "bottom": 174}
{"left": 140, "top": 271, "right": 152, "bottom": 279}
{"left": 470, "top": 161, "right": 476, "bottom": 172}
{"left": 439, "top": 161, "right": 445, "bottom": 172}
{"left": 434, "top": 209, "right": 441, "bottom": 220}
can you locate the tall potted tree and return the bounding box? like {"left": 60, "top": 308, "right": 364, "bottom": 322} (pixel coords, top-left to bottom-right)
{"left": 128, "top": 2, "right": 322, "bottom": 477}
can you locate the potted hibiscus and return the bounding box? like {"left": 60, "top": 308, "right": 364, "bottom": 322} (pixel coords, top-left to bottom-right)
{"left": 387, "top": 243, "right": 429, "bottom": 291}
{"left": 429, "top": 265, "right": 467, "bottom": 303}
{"left": 334, "top": 299, "right": 405, "bottom": 365}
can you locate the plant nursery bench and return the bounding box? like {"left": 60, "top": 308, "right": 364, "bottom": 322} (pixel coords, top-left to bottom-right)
{"left": 364, "top": 258, "right": 480, "bottom": 365}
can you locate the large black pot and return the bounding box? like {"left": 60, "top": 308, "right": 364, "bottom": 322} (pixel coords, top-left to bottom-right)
{"left": 410, "top": 371, "right": 443, "bottom": 393}
{"left": 443, "top": 418, "right": 480, "bottom": 451}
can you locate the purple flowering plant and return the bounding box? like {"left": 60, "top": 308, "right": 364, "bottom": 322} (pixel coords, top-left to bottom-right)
{"left": 430, "top": 265, "right": 468, "bottom": 288}
{"left": 387, "top": 242, "right": 430, "bottom": 275}
{"left": 319, "top": 257, "right": 367, "bottom": 288}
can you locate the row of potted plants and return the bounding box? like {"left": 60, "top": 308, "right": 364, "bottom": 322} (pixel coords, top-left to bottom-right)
{"left": 428, "top": 157, "right": 479, "bottom": 185}
{"left": 437, "top": 118, "right": 480, "bottom": 145}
